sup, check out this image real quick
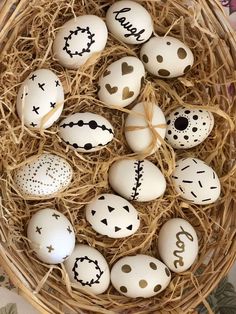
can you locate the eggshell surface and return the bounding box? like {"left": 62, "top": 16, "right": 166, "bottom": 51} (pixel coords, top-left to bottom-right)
{"left": 158, "top": 218, "right": 198, "bottom": 273}
{"left": 109, "top": 159, "right": 166, "bottom": 201}
{"left": 98, "top": 56, "right": 145, "bottom": 108}
{"left": 27, "top": 208, "right": 75, "bottom": 264}
{"left": 172, "top": 158, "right": 221, "bottom": 205}
{"left": 140, "top": 36, "right": 194, "bottom": 78}
{"left": 14, "top": 153, "right": 73, "bottom": 198}
{"left": 166, "top": 107, "right": 214, "bottom": 149}
{"left": 16, "top": 69, "right": 64, "bottom": 129}
{"left": 64, "top": 244, "right": 110, "bottom": 294}
{"left": 111, "top": 254, "right": 171, "bottom": 298}
{"left": 125, "top": 102, "right": 166, "bottom": 154}
{"left": 85, "top": 194, "right": 140, "bottom": 238}
{"left": 59, "top": 112, "right": 114, "bottom": 153}
{"left": 53, "top": 15, "right": 108, "bottom": 69}
{"left": 106, "top": 0, "right": 153, "bottom": 44}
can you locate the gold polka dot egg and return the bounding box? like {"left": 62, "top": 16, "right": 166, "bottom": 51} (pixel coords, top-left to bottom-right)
{"left": 140, "top": 35, "right": 194, "bottom": 78}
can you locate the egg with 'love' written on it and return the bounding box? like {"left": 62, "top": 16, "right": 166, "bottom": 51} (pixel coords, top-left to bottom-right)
{"left": 158, "top": 218, "right": 199, "bottom": 273}
{"left": 171, "top": 157, "right": 221, "bottom": 205}
{"left": 17, "top": 69, "right": 64, "bottom": 129}
{"left": 98, "top": 56, "right": 145, "bottom": 108}
{"left": 111, "top": 254, "right": 171, "bottom": 298}
{"left": 53, "top": 15, "right": 108, "bottom": 69}
{"left": 140, "top": 36, "right": 194, "bottom": 78}
{"left": 58, "top": 112, "right": 114, "bottom": 153}
{"left": 106, "top": 0, "right": 153, "bottom": 44}
{"left": 14, "top": 153, "right": 73, "bottom": 199}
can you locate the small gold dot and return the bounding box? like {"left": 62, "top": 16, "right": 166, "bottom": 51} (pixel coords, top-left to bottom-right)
{"left": 149, "top": 262, "right": 157, "bottom": 270}
{"left": 154, "top": 284, "right": 162, "bottom": 293}
{"left": 165, "top": 267, "right": 171, "bottom": 277}
{"left": 139, "top": 279, "right": 148, "bottom": 288}
{"left": 184, "top": 65, "right": 191, "bottom": 73}
{"left": 120, "top": 286, "right": 127, "bottom": 293}
{"left": 158, "top": 69, "right": 170, "bottom": 77}
{"left": 121, "top": 264, "right": 132, "bottom": 273}
{"left": 142, "top": 54, "right": 149, "bottom": 63}
{"left": 156, "top": 55, "right": 163, "bottom": 63}
{"left": 177, "top": 47, "right": 187, "bottom": 59}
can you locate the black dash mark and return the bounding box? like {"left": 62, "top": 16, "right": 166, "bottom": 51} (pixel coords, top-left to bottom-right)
{"left": 213, "top": 172, "right": 216, "bottom": 179}
{"left": 181, "top": 165, "right": 190, "bottom": 171}
{"left": 198, "top": 181, "right": 203, "bottom": 188}
{"left": 38, "top": 83, "right": 45, "bottom": 91}
{"left": 182, "top": 180, "right": 193, "bottom": 183}
{"left": 202, "top": 198, "right": 211, "bottom": 202}
{"left": 172, "top": 176, "right": 178, "bottom": 179}
{"left": 179, "top": 186, "right": 184, "bottom": 192}
{"left": 21, "top": 92, "right": 28, "bottom": 99}
{"left": 192, "top": 159, "right": 198, "bottom": 164}
{"left": 191, "top": 191, "right": 197, "bottom": 198}
{"left": 210, "top": 186, "right": 217, "bottom": 189}
{"left": 197, "top": 171, "right": 205, "bottom": 174}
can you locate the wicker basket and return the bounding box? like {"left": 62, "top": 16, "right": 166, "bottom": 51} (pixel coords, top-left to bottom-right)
{"left": 0, "top": 0, "right": 236, "bottom": 313}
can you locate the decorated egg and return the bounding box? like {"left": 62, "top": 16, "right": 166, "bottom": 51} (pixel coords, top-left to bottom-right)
{"left": 109, "top": 159, "right": 166, "bottom": 202}
{"left": 64, "top": 244, "right": 110, "bottom": 294}
{"left": 58, "top": 112, "right": 114, "bottom": 153}
{"left": 14, "top": 153, "right": 73, "bottom": 199}
{"left": 106, "top": 0, "right": 153, "bottom": 45}
{"left": 85, "top": 194, "right": 140, "bottom": 238}
{"left": 166, "top": 107, "right": 214, "bottom": 149}
{"left": 171, "top": 157, "right": 221, "bottom": 205}
{"left": 17, "top": 69, "right": 64, "bottom": 129}
{"left": 125, "top": 102, "right": 166, "bottom": 154}
{"left": 140, "top": 36, "right": 194, "bottom": 78}
{"left": 27, "top": 208, "right": 75, "bottom": 264}
{"left": 98, "top": 56, "right": 145, "bottom": 108}
{"left": 111, "top": 254, "right": 171, "bottom": 298}
{"left": 53, "top": 15, "right": 108, "bottom": 69}
{"left": 158, "top": 218, "right": 199, "bottom": 273}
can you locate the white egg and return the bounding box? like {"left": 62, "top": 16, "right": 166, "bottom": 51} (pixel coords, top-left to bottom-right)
{"left": 111, "top": 254, "right": 171, "bottom": 298}
{"left": 98, "top": 56, "right": 145, "bottom": 108}
{"left": 109, "top": 159, "right": 166, "bottom": 202}
{"left": 166, "top": 107, "right": 214, "bottom": 149}
{"left": 140, "top": 36, "right": 194, "bottom": 78}
{"left": 85, "top": 194, "right": 140, "bottom": 238}
{"left": 172, "top": 157, "right": 221, "bottom": 205}
{"left": 17, "top": 69, "right": 64, "bottom": 129}
{"left": 53, "top": 15, "right": 108, "bottom": 69}
{"left": 14, "top": 153, "right": 73, "bottom": 199}
{"left": 64, "top": 244, "right": 110, "bottom": 294}
{"left": 27, "top": 209, "right": 75, "bottom": 264}
{"left": 106, "top": 0, "right": 153, "bottom": 45}
{"left": 158, "top": 218, "right": 199, "bottom": 273}
{"left": 125, "top": 102, "right": 166, "bottom": 154}
{"left": 58, "top": 112, "right": 114, "bottom": 153}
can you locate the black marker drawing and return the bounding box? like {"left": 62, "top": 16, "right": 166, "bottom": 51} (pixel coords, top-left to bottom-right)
{"left": 60, "top": 120, "right": 113, "bottom": 134}
{"left": 32, "top": 106, "right": 40, "bottom": 114}
{"left": 29, "top": 74, "right": 37, "bottom": 81}
{"left": 38, "top": 83, "right": 45, "bottom": 91}
{"left": 131, "top": 160, "right": 144, "bottom": 200}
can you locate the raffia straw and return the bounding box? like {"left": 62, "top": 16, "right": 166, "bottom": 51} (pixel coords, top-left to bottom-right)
{"left": 0, "top": 0, "right": 236, "bottom": 313}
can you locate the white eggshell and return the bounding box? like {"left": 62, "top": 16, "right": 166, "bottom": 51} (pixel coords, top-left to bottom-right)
{"left": 158, "top": 218, "right": 199, "bottom": 273}
{"left": 111, "top": 254, "right": 171, "bottom": 298}
{"left": 14, "top": 153, "right": 73, "bottom": 198}
{"left": 17, "top": 69, "right": 64, "bottom": 129}
{"left": 27, "top": 208, "right": 75, "bottom": 264}
{"left": 166, "top": 107, "right": 214, "bottom": 149}
{"left": 109, "top": 159, "right": 166, "bottom": 202}
{"left": 140, "top": 36, "right": 194, "bottom": 78}
{"left": 172, "top": 158, "right": 221, "bottom": 205}
{"left": 85, "top": 194, "right": 140, "bottom": 238}
{"left": 58, "top": 112, "right": 114, "bottom": 153}
{"left": 53, "top": 15, "right": 108, "bottom": 69}
{"left": 106, "top": 0, "right": 153, "bottom": 45}
{"left": 64, "top": 244, "right": 110, "bottom": 294}
{"left": 125, "top": 102, "right": 166, "bottom": 154}
{"left": 98, "top": 56, "right": 145, "bottom": 108}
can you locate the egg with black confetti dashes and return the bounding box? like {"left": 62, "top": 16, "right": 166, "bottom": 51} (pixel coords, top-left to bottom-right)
{"left": 27, "top": 208, "right": 75, "bottom": 264}
{"left": 140, "top": 36, "right": 194, "bottom": 78}
{"left": 14, "top": 153, "right": 73, "bottom": 199}
{"left": 16, "top": 69, "right": 64, "bottom": 129}
{"left": 58, "top": 112, "right": 114, "bottom": 153}
{"left": 171, "top": 157, "right": 221, "bottom": 205}
{"left": 165, "top": 107, "right": 214, "bottom": 149}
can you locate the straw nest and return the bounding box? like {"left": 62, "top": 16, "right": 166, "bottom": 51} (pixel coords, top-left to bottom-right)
{"left": 0, "top": 0, "right": 236, "bottom": 313}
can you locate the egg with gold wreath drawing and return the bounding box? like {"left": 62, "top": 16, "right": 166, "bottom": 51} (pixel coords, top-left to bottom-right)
{"left": 1, "top": 0, "right": 235, "bottom": 310}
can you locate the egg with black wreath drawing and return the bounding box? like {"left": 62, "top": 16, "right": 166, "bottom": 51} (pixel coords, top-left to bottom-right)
{"left": 98, "top": 56, "right": 145, "bottom": 108}
{"left": 17, "top": 69, "right": 64, "bottom": 129}
{"left": 64, "top": 244, "right": 110, "bottom": 294}
{"left": 14, "top": 153, "right": 73, "bottom": 199}
{"left": 53, "top": 15, "right": 108, "bottom": 69}
{"left": 58, "top": 112, "right": 114, "bottom": 153}
{"left": 171, "top": 157, "right": 221, "bottom": 205}
{"left": 140, "top": 36, "right": 194, "bottom": 78}
{"left": 106, "top": 0, "right": 153, "bottom": 45}
{"left": 85, "top": 194, "right": 140, "bottom": 238}
{"left": 27, "top": 208, "right": 75, "bottom": 264}
{"left": 111, "top": 254, "right": 171, "bottom": 298}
